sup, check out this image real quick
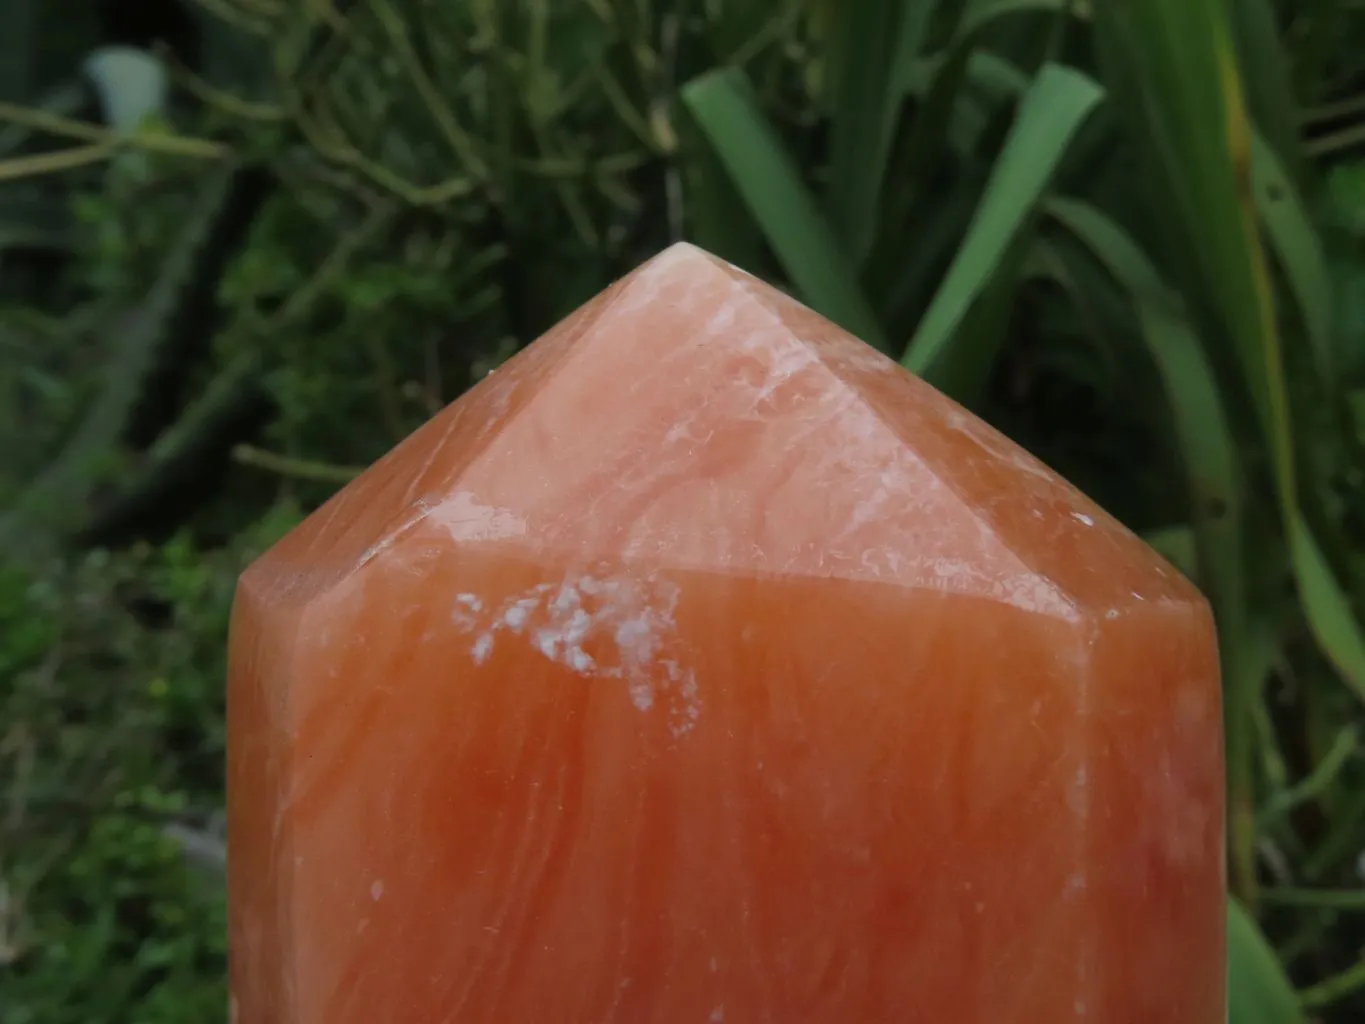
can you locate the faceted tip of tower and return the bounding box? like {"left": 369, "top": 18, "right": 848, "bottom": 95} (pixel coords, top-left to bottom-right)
{"left": 244, "top": 236, "right": 1201, "bottom": 624}
{"left": 632, "top": 241, "right": 750, "bottom": 288}
{"left": 650, "top": 240, "right": 720, "bottom": 265}
{"left": 655, "top": 240, "right": 709, "bottom": 260}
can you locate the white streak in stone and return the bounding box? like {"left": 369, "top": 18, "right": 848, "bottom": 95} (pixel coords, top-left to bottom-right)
{"left": 353, "top": 497, "right": 437, "bottom": 571}
{"left": 355, "top": 490, "right": 524, "bottom": 575}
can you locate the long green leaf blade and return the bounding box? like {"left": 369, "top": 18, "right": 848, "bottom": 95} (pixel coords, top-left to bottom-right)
{"left": 1228, "top": 0, "right": 1304, "bottom": 187}
{"left": 1289, "top": 518, "right": 1365, "bottom": 704}
{"left": 866, "top": 0, "right": 1065, "bottom": 322}
{"left": 680, "top": 67, "right": 887, "bottom": 349}
{"left": 902, "top": 62, "right": 1101, "bottom": 391}
{"left": 1043, "top": 197, "right": 1243, "bottom": 606}
{"left": 825, "top": 0, "right": 904, "bottom": 266}
{"left": 1091, "top": 0, "right": 1274, "bottom": 428}
{"left": 886, "top": 0, "right": 940, "bottom": 108}
{"left": 1092, "top": 0, "right": 1365, "bottom": 716}
{"left": 678, "top": 102, "right": 766, "bottom": 273}
{"left": 1251, "top": 130, "right": 1334, "bottom": 384}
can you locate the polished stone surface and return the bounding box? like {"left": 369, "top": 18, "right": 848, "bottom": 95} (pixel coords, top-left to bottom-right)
{"left": 228, "top": 243, "right": 1225, "bottom": 1023}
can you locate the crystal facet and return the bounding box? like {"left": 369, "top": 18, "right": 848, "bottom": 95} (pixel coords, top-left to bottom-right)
{"left": 228, "top": 243, "right": 1225, "bottom": 1024}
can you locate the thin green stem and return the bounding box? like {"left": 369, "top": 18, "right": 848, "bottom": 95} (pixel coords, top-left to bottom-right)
{"left": 1258, "top": 725, "right": 1359, "bottom": 829}
{"left": 233, "top": 445, "right": 361, "bottom": 484}
{"left": 1300, "top": 955, "right": 1365, "bottom": 1009}
{"left": 1263, "top": 887, "right": 1365, "bottom": 911}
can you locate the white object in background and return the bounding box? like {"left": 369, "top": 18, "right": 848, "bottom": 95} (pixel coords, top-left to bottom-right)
{"left": 83, "top": 45, "right": 169, "bottom": 134}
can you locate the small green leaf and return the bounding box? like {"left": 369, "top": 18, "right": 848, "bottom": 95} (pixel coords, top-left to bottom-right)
{"left": 1141, "top": 525, "right": 1200, "bottom": 581}
{"left": 1289, "top": 517, "right": 1365, "bottom": 705}
{"left": 1227, "top": 898, "right": 1304, "bottom": 1024}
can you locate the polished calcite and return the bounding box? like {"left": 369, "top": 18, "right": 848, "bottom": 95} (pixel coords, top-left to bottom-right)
{"left": 228, "top": 243, "right": 1225, "bottom": 1023}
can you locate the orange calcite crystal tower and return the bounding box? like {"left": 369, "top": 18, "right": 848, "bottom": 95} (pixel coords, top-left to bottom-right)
{"left": 228, "top": 243, "right": 1225, "bottom": 1023}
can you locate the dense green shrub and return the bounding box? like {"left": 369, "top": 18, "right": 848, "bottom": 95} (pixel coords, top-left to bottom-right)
{"left": 0, "top": 524, "right": 272, "bottom": 1021}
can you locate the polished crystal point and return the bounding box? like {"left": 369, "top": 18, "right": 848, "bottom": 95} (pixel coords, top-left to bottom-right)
{"left": 228, "top": 242, "right": 1225, "bottom": 1023}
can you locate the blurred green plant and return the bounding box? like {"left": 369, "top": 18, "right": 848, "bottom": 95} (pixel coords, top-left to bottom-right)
{"left": 0, "top": 0, "right": 815, "bottom": 561}
{"left": 0, "top": 4, "right": 807, "bottom": 1021}
{"left": 0, "top": 516, "right": 295, "bottom": 1023}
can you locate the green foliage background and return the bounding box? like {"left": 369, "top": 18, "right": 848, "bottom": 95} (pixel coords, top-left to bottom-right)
{"left": 1, "top": 1, "right": 1364, "bottom": 1021}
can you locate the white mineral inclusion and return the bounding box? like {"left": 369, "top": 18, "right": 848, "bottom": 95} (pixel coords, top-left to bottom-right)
{"left": 431, "top": 490, "right": 527, "bottom": 542}
{"left": 533, "top": 629, "right": 559, "bottom": 660}
{"left": 471, "top": 633, "right": 494, "bottom": 665}
{"left": 454, "top": 574, "right": 702, "bottom": 734}
{"left": 370, "top": 879, "right": 384, "bottom": 901}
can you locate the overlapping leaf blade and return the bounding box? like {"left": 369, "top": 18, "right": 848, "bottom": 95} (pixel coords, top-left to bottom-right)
{"left": 902, "top": 63, "right": 1102, "bottom": 396}
{"left": 1091, "top": 0, "right": 1365, "bottom": 711}
{"left": 824, "top": 0, "right": 905, "bottom": 266}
